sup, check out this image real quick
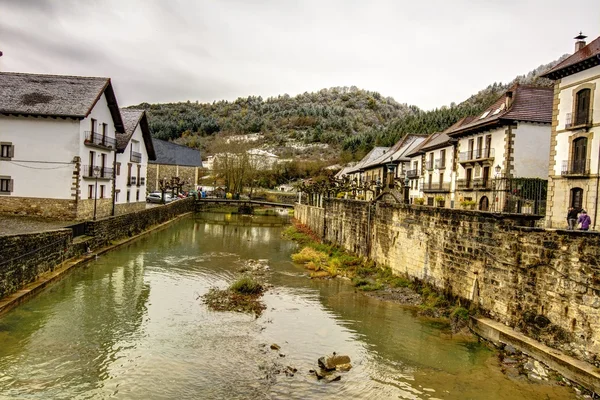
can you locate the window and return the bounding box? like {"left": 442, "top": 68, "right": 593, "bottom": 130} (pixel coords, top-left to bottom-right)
{"left": 468, "top": 139, "right": 474, "bottom": 160}
{"left": 440, "top": 149, "right": 446, "bottom": 168}
{"left": 571, "top": 137, "right": 588, "bottom": 174}
{"left": 466, "top": 168, "right": 473, "bottom": 188}
{"left": 127, "top": 163, "right": 132, "bottom": 186}
{"left": 100, "top": 185, "right": 105, "bottom": 199}
{"left": 0, "top": 177, "right": 13, "bottom": 194}
{"left": 115, "top": 191, "right": 119, "bottom": 202}
{"left": 427, "top": 197, "right": 434, "bottom": 206}
{"left": 91, "top": 118, "right": 97, "bottom": 133}
{"left": 570, "top": 188, "right": 584, "bottom": 210}
{"left": 574, "top": 89, "right": 591, "bottom": 126}
{"left": 102, "top": 123, "right": 107, "bottom": 136}
{"left": 127, "top": 190, "right": 131, "bottom": 202}
{"left": 476, "top": 136, "right": 483, "bottom": 158}
{"left": 101, "top": 154, "right": 107, "bottom": 177}
{"left": 136, "top": 190, "right": 140, "bottom": 201}
{"left": 480, "top": 110, "right": 490, "bottom": 119}
{"left": 116, "top": 162, "right": 121, "bottom": 176}
{"left": 0, "top": 143, "right": 14, "bottom": 160}
{"left": 88, "top": 185, "right": 94, "bottom": 199}
{"left": 137, "top": 165, "right": 141, "bottom": 186}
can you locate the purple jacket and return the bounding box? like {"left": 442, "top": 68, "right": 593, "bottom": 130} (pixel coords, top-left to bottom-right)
{"left": 578, "top": 214, "right": 591, "bottom": 230}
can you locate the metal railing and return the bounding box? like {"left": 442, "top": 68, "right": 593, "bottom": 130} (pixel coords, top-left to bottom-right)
{"left": 458, "top": 147, "right": 495, "bottom": 162}
{"left": 561, "top": 159, "right": 590, "bottom": 176}
{"left": 421, "top": 181, "right": 451, "bottom": 192}
{"left": 130, "top": 151, "right": 142, "bottom": 163}
{"left": 565, "top": 111, "right": 593, "bottom": 129}
{"left": 425, "top": 160, "right": 434, "bottom": 171}
{"left": 456, "top": 178, "right": 493, "bottom": 190}
{"left": 82, "top": 165, "right": 114, "bottom": 179}
{"left": 435, "top": 158, "right": 446, "bottom": 169}
{"left": 84, "top": 131, "right": 116, "bottom": 149}
{"left": 406, "top": 169, "right": 419, "bottom": 178}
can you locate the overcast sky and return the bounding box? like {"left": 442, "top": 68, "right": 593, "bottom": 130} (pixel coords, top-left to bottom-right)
{"left": 1, "top": 0, "right": 598, "bottom": 110}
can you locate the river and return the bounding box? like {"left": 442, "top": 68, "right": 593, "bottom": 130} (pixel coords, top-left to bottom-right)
{"left": 0, "top": 213, "right": 576, "bottom": 399}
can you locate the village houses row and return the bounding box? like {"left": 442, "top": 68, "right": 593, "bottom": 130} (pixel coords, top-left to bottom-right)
{"left": 0, "top": 73, "right": 202, "bottom": 220}
{"left": 337, "top": 33, "right": 600, "bottom": 230}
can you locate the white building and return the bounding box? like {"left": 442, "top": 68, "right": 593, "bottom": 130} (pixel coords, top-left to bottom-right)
{"left": 0, "top": 72, "right": 125, "bottom": 219}
{"left": 542, "top": 34, "right": 600, "bottom": 229}
{"left": 115, "top": 109, "right": 156, "bottom": 214}
{"left": 447, "top": 85, "right": 552, "bottom": 211}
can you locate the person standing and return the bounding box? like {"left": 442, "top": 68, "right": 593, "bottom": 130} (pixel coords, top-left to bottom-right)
{"left": 567, "top": 207, "right": 579, "bottom": 230}
{"left": 577, "top": 210, "right": 592, "bottom": 231}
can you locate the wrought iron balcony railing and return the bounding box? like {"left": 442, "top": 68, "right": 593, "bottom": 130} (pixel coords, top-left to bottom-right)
{"left": 406, "top": 169, "right": 419, "bottom": 178}
{"left": 456, "top": 178, "right": 493, "bottom": 190}
{"left": 130, "top": 151, "right": 142, "bottom": 163}
{"left": 84, "top": 131, "right": 116, "bottom": 149}
{"left": 458, "top": 148, "right": 495, "bottom": 163}
{"left": 565, "top": 111, "right": 593, "bottom": 129}
{"left": 421, "top": 181, "right": 451, "bottom": 192}
{"left": 561, "top": 159, "right": 590, "bottom": 176}
{"left": 425, "top": 160, "right": 434, "bottom": 171}
{"left": 435, "top": 158, "right": 446, "bottom": 169}
{"left": 82, "top": 165, "right": 114, "bottom": 179}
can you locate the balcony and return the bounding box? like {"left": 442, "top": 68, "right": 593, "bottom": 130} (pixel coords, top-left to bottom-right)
{"left": 130, "top": 151, "right": 142, "bottom": 163}
{"left": 421, "top": 181, "right": 451, "bottom": 193}
{"left": 565, "top": 111, "right": 593, "bottom": 130}
{"left": 561, "top": 159, "right": 590, "bottom": 176}
{"left": 84, "top": 131, "right": 116, "bottom": 150}
{"left": 435, "top": 159, "right": 446, "bottom": 169}
{"left": 406, "top": 169, "right": 419, "bottom": 178}
{"left": 456, "top": 178, "right": 493, "bottom": 191}
{"left": 425, "top": 160, "right": 434, "bottom": 171}
{"left": 82, "top": 165, "right": 113, "bottom": 180}
{"left": 458, "top": 148, "right": 495, "bottom": 164}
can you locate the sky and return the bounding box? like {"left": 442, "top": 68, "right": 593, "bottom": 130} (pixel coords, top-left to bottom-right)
{"left": 0, "top": 0, "right": 599, "bottom": 110}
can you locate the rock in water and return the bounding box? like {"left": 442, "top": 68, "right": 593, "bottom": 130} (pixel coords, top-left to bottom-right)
{"left": 270, "top": 343, "right": 281, "bottom": 351}
{"left": 336, "top": 363, "right": 352, "bottom": 371}
{"left": 318, "top": 354, "right": 351, "bottom": 371}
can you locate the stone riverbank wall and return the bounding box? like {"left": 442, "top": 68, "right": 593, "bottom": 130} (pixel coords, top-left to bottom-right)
{"left": 295, "top": 199, "right": 600, "bottom": 363}
{"left": 0, "top": 198, "right": 195, "bottom": 300}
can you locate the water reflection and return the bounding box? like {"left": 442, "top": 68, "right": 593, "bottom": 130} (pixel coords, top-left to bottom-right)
{"left": 0, "top": 213, "right": 575, "bottom": 399}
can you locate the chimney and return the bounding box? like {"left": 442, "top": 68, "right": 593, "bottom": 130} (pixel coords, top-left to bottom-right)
{"left": 505, "top": 89, "right": 514, "bottom": 109}
{"left": 574, "top": 32, "right": 587, "bottom": 53}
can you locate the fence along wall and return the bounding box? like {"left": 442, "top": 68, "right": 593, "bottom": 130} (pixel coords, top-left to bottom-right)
{"left": 295, "top": 200, "right": 600, "bottom": 362}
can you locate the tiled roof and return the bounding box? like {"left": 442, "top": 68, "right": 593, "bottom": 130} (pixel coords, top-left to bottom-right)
{"left": 150, "top": 138, "right": 202, "bottom": 167}
{"left": 346, "top": 146, "right": 390, "bottom": 173}
{"left": 542, "top": 36, "right": 600, "bottom": 80}
{"left": 447, "top": 85, "right": 552, "bottom": 137}
{"left": 116, "top": 109, "right": 156, "bottom": 160}
{"left": 0, "top": 72, "right": 124, "bottom": 132}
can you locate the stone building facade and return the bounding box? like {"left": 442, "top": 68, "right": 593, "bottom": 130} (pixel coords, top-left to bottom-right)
{"left": 542, "top": 34, "right": 600, "bottom": 229}
{"left": 147, "top": 139, "right": 202, "bottom": 192}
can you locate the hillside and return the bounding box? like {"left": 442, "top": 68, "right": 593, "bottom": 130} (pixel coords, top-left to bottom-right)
{"left": 131, "top": 56, "right": 567, "bottom": 162}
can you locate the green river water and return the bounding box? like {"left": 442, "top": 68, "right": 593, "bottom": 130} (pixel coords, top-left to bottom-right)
{"left": 0, "top": 213, "right": 576, "bottom": 399}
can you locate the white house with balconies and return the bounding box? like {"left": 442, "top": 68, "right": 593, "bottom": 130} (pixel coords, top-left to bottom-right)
{"left": 115, "top": 109, "right": 156, "bottom": 214}
{"left": 542, "top": 33, "right": 600, "bottom": 229}
{"left": 0, "top": 72, "right": 125, "bottom": 220}
{"left": 447, "top": 84, "right": 552, "bottom": 212}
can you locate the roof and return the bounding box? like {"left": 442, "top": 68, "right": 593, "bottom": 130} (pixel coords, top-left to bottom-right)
{"left": 346, "top": 147, "right": 390, "bottom": 173}
{"left": 150, "top": 138, "right": 202, "bottom": 167}
{"left": 370, "top": 135, "right": 428, "bottom": 167}
{"left": 447, "top": 85, "right": 552, "bottom": 138}
{"left": 542, "top": 36, "right": 600, "bottom": 80}
{"left": 0, "top": 72, "right": 124, "bottom": 132}
{"left": 116, "top": 109, "right": 156, "bottom": 160}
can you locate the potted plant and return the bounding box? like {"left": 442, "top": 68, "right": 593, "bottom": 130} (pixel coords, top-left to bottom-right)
{"left": 414, "top": 198, "right": 425, "bottom": 205}
{"left": 435, "top": 195, "right": 445, "bottom": 207}
{"left": 460, "top": 200, "right": 477, "bottom": 210}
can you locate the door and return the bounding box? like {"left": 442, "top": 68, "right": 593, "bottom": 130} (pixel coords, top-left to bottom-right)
{"left": 479, "top": 196, "right": 489, "bottom": 211}
{"left": 466, "top": 168, "right": 472, "bottom": 189}
{"left": 485, "top": 135, "right": 492, "bottom": 158}
{"left": 572, "top": 137, "right": 587, "bottom": 174}
{"left": 468, "top": 139, "right": 474, "bottom": 160}
{"left": 570, "top": 188, "right": 583, "bottom": 210}
{"left": 482, "top": 166, "right": 490, "bottom": 188}
{"left": 575, "top": 89, "right": 591, "bottom": 126}
{"left": 476, "top": 137, "right": 483, "bottom": 159}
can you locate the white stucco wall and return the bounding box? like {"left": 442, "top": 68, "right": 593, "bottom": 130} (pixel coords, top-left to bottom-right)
{"left": 78, "top": 93, "right": 117, "bottom": 200}
{"left": 115, "top": 123, "right": 149, "bottom": 205}
{"left": 512, "top": 123, "right": 551, "bottom": 178}
{"left": 0, "top": 115, "right": 79, "bottom": 198}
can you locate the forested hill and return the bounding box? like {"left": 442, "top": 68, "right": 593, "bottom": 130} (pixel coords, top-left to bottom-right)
{"left": 132, "top": 87, "right": 418, "bottom": 155}
{"left": 131, "top": 56, "right": 567, "bottom": 161}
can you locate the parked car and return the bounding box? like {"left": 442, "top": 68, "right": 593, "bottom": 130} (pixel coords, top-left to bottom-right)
{"left": 146, "top": 192, "right": 172, "bottom": 204}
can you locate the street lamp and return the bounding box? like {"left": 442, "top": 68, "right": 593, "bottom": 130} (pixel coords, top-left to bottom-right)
{"left": 385, "top": 157, "right": 396, "bottom": 189}
{"left": 92, "top": 165, "right": 101, "bottom": 220}
{"left": 403, "top": 175, "right": 410, "bottom": 204}
{"left": 493, "top": 165, "right": 502, "bottom": 212}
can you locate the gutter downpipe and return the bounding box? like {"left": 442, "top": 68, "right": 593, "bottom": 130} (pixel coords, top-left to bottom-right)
{"left": 111, "top": 152, "right": 117, "bottom": 217}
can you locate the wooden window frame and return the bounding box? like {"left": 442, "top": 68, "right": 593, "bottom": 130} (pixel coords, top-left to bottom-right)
{"left": 0, "top": 142, "right": 14, "bottom": 160}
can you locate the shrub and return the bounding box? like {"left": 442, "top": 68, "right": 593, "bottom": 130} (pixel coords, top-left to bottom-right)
{"left": 291, "top": 247, "right": 328, "bottom": 264}
{"left": 450, "top": 306, "right": 470, "bottom": 322}
{"left": 389, "top": 276, "right": 411, "bottom": 288}
{"left": 229, "top": 276, "right": 264, "bottom": 295}
{"left": 357, "top": 282, "right": 384, "bottom": 291}
{"left": 414, "top": 198, "right": 425, "bottom": 205}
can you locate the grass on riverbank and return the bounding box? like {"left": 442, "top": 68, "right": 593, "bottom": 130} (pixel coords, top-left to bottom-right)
{"left": 283, "top": 220, "right": 474, "bottom": 327}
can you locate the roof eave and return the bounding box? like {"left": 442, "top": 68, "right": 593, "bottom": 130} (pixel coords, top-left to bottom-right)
{"left": 542, "top": 55, "right": 600, "bottom": 80}
{"left": 447, "top": 119, "right": 503, "bottom": 138}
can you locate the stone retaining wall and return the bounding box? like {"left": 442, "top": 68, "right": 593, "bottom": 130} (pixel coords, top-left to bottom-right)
{"left": 0, "top": 197, "right": 77, "bottom": 219}
{"left": 295, "top": 200, "right": 600, "bottom": 362}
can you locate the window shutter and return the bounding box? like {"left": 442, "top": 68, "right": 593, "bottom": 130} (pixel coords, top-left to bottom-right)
{"left": 8, "top": 145, "right": 14, "bottom": 158}
{"left": 8, "top": 179, "right": 14, "bottom": 193}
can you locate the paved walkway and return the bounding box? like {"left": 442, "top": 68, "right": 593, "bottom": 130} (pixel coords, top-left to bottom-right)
{"left": 0, "top": 215, "right": 77, "bottom": 236}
